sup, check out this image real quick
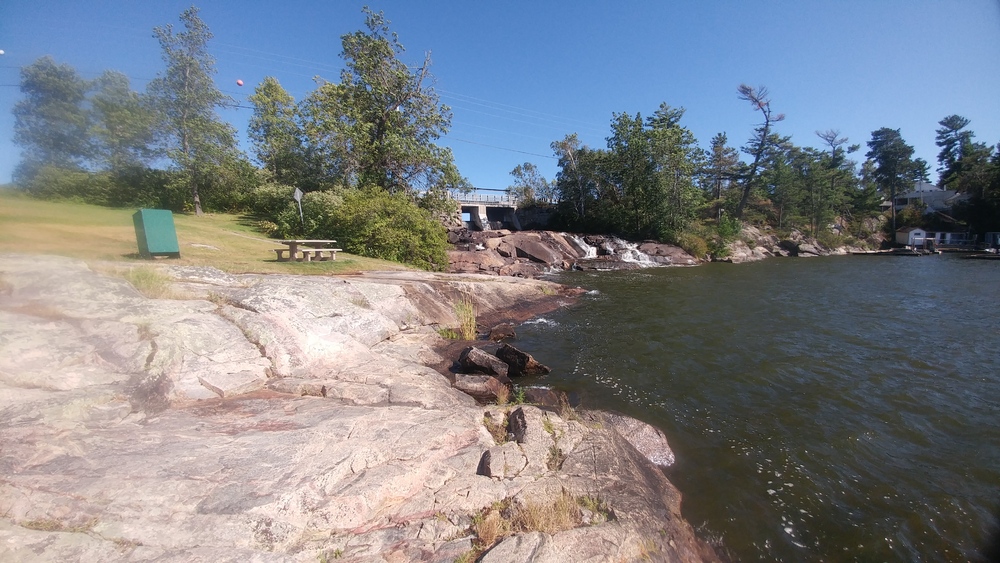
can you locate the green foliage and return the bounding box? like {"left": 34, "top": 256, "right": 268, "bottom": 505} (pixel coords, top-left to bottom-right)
{"left": 296, "top": 8, "right": 469, "bottom": 195}
{"left": 508, "top": 162, "right": 554, "bottom": 206}
{"left": 675, "top": 232, "right": 709, "bottom": 259}
{"left": 248, "top": 77, "right": 304, "bottom": 187}
{"left": 716, "top": 214, "right": 742, "bottom": 241}
{"left": 12, "top": 56, "right": 91, "bottom": 183}
{"left": 148, "top": 7, "right": 238, "bottom": 215}
{"left": 265, "top": 187, "right": 446, "bottom": 270}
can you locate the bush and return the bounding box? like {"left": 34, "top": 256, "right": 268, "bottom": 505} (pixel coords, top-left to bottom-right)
{"left": 717, "top": 214, "right": 742, "bottom": 242}
{"left": 815, "top": 229, "right": 843, "bottom": 250}
{"left": 330, "top": 188, "right": 449, "bottom": 270}
{"left": 675, "top": 232, "right": 708, "bottom": 259}
{"left": 21, "top": 166, "right": 113, "bottom": 203}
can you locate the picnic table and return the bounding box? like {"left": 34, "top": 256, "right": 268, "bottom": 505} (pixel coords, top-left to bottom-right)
{"left": 274, "top": 239, "right": 342, "bottom": 262}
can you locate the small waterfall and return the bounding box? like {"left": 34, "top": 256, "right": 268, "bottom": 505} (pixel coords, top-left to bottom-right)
{"left": 565, "top": 234, "right": 598, "bottom": 259}
{"left": 610, "top": 237, "right": 657, "bottom": 266}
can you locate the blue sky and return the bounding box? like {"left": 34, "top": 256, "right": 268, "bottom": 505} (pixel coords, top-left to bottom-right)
{"left": 2, "top": 1, "right": 999, "bottom": 192}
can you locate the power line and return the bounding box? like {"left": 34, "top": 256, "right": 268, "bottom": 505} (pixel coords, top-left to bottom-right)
{"left": 447, "top": 137, "right": 556, "bottom": 160}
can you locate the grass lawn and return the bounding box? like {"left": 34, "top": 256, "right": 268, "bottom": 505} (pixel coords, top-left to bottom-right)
{"left": 0, "top": 190, "right": 412, "bottom": 274}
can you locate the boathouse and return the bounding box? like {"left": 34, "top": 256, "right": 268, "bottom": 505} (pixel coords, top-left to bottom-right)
{"left": 895, "top": 227, "right": 926, "bottom": 247}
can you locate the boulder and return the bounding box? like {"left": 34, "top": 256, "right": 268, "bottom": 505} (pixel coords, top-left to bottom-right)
{"left": 453, "top": 373, "right": 509, "bottom": 403}
{"left": 521, "top": 386, "right": 570, "bottom": 408}
{"left": 798, "top": 243, "right": 821, "bottom": 256}
{"left": 496, "top": 343, "right": 551, "bottom": 377}
{"left": 602, "top": 412, "right": 676, "bottom": 467}
{"left": 458, "top": 346, "right": 509, "bottom": 377}
{"left": 488, "top": 323, "right": 516, "bottom": 341}
{"left": 477, "top": 441, "right": 528, "bottom": 479}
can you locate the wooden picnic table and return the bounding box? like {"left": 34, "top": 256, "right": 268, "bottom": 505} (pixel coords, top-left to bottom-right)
{"left": 274, "top": 239, "right": 342, "bottom": 262}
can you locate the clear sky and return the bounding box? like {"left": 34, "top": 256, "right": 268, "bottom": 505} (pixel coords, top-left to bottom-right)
{"left": 2, "top": 1, "right": 999, "bottom": 192}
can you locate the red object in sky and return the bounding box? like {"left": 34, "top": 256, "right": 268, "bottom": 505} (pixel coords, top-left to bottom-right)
{"left": 236, "top": 79, "right": 244, "bottom": 86}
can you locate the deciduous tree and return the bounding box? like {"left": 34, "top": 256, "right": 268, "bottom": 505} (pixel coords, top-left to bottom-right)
{"left": 148, "top": 6, "right": 238, "bottom": 215}
{"left": 12, "top": 56, "right": 91, "bottom": 182}
{"left": 248, "top": 77, "right": 305, "bottom": 188}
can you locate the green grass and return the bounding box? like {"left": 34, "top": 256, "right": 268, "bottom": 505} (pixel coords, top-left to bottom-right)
{"left": 455, "top": 296, "right": 477, "bottom": 340}
{"left": 0, "top": 190, "right": 411, "bottom": 275}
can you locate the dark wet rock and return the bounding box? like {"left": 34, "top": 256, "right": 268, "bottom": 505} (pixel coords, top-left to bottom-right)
{"left": 458, "top": 346, "right": 509, "bottom": 377}
{"left": 488, "top": 323, "right": 516, "bottom": 341}
{"left": 496, "top": 343, "right": 551, "bottom": 377}
{"left": 521, "top": 387, "right": 569, "bottom": 408}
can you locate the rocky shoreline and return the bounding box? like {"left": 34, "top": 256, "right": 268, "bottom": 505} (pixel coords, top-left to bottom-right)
{"left": 0, "top": 254, "right": 719, "bottom": 562}
{"left": 446, "top": 225, "right": 867, "bottom": 278}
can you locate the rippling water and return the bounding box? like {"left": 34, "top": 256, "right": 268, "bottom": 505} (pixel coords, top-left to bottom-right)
{"left": 514, "top": 255, "right": 1000, "bottom": 561}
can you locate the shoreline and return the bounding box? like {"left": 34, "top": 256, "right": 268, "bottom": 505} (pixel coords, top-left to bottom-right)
{"left": 0, "top": 254, "right": 720, "bottom": 562}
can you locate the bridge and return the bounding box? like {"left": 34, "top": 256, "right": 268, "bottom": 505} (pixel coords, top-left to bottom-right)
{"left": 454, "top": 191, "right": 521, "bottom": 231}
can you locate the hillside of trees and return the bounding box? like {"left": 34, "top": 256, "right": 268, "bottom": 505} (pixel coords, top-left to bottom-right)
{"left": 10, "top": 7, "right": 1000, "bottom": 268}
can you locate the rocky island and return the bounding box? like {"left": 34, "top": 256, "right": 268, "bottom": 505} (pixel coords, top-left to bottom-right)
{"left": 0, "top": 254, "right": 719, "bottom": 562}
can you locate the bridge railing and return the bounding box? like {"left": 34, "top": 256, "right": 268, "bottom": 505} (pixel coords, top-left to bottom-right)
{"left": 455, "top": 193, "right": 519, "bottom": 206}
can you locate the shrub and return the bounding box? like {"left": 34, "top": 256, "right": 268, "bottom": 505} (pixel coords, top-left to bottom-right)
{"left": 815, "top": 229, "right": 843, "bottom": 250}
{"left": 328, "top": 187, "right": 449, "bottom": 270}
{"left": 675, "top": 232, "right": 708, "bottom": 259}
{"left": 717, "top": 214, "right": 742, "bottom": 241}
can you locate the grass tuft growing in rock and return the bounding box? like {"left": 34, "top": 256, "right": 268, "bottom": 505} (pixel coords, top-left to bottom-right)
{"left": 454, "top": 296, "right": 477, "bottom": 340}
{"left": 466, "top": 491, "right": 602, "bottom": 557}
{"left": 115, "top": 266, "right": 173, "bottom": 299}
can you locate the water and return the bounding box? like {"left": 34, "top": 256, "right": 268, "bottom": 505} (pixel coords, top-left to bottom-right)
{"left": 514, "top": 254, "right": 1000, "bottom": 561}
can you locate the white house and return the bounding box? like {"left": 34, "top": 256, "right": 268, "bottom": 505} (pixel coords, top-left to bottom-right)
{"left": 881, "top": 181, "right": 970, "bottom": 215}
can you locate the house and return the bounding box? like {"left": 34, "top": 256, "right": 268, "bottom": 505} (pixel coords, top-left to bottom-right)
{"left": 880, "top": 181, "right": 970, "bottom": 215}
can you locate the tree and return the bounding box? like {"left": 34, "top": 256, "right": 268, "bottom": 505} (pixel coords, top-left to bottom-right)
{"left": 735, "top": 84, "right": 785, "bottom": 220}
{"left": 248, "top": 77, "right": 305, "bottom": 188}
{"left": 12, "top": 56, "right": 91, "bottom": 183}
{"left": 646, "top": 104, "right": 703, "bottom": 238}
{"left": 506, "top": 162, "right": 552, "bottom": 205}
{"left": 935, "top": 114, "right": 973, "bottom": 187}
{"left": 551, "top": 134, "right": 588, "bottom": 222}
{"left": 866, "top": 127, "right": 918, "bottom": 233}
{"left": 703, "top": 132, "right": 740, "bottom": 219}
{"left": 148, "top": 6, "right": 238, "bottom": 215}
{"left": 90, "top": 70, "right": 157, "bottom": 173}
{"left": 300, "top": 7, "right": 464, "bottom": 195}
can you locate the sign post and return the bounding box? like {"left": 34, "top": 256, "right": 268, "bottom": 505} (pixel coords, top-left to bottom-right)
{"left": 293, "top": 188, "right": 304, "bottom": 225}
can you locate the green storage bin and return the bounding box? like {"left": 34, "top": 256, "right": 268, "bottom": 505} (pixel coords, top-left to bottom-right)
{"left": 133, "top": 209, "right": 180, "bottom": 258}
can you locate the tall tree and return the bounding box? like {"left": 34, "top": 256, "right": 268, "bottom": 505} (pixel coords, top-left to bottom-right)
{"left": 647, "top": 104, "right": 703, "bottom": 238}
{"left": 703, "top": 132, "right": 740, "bottom": 219}
{"left": 866, "top": 127, "right": 918, "bottom": 232}
{"left": 552, "top": 134, "right": 589, "bottom": 223}
{"left": 248, "top": 76, "right": 304, "bottom": 187}
{"left": 301, "top": 7, "right": 463, "bottom": 194}
{"left": 935, "top": 114, "right": 973, "bottom": 188}
{"left": 90, "top": 70, "right": 157, "bottom": 173}
{"left": 606, "top": 111, "right": 656, "bottom": 236}
{"left": 12, "top": 56, "right": 91, "bottom": 182}
{"left": 735, "top": 84, "right": 784, "bottom": 220}
{"left": 148, "top": 6, "right": 237, "bottom": 215}
{"left": 506, "top": 162, "right": 552, "bottom": 205}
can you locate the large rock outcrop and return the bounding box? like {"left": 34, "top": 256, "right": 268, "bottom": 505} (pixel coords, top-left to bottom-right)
{"left": 449, "top": 230, "right": 699, "bottom": 277}
{"left": 0, "top": 254, "right": 717, "bottom": 562}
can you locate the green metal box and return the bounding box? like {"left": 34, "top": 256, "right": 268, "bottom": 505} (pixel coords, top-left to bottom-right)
{"left": 133, "top": 209, "right": 180, "bottom": 258}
